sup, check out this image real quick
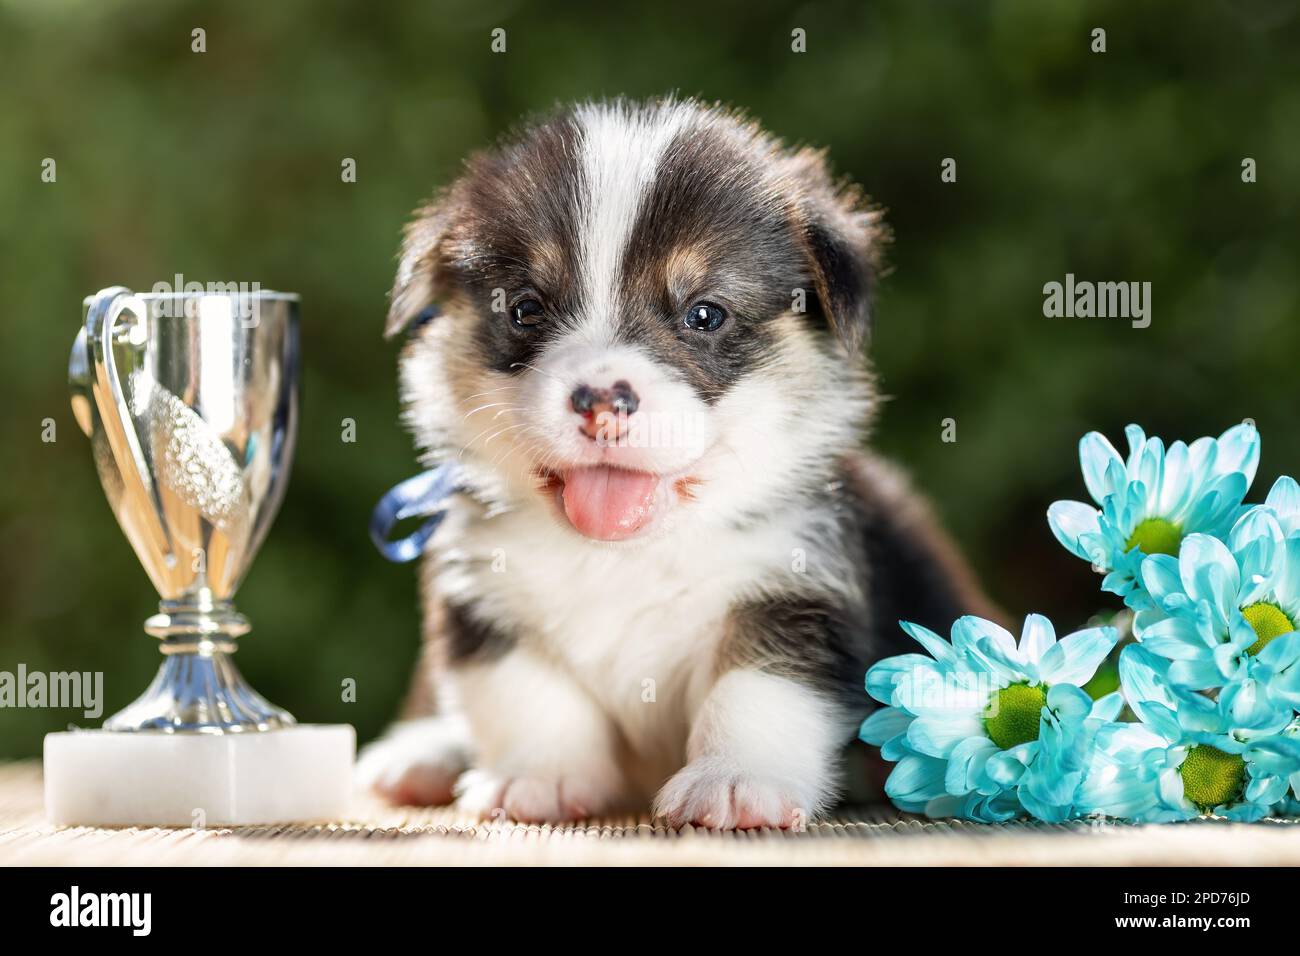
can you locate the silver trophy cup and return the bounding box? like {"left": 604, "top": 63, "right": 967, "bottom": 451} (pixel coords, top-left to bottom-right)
{"left": 69, "top": 286, "right": 300, "bottom": 733}
{"left": 48, "top": 285, "right": 351, "bottom": 826}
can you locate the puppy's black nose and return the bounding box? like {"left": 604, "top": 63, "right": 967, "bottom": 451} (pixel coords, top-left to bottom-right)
{"left": 570, "top": 383, "right": 598, "bottom": 416}
{"left": 609, "top": 380, "right": 640, "bottom": 415}
{"left": 571, "top": 380, "right": 640, "bottom": 441}
{"left": 570, "top": 380, "right": 639, "bottom": 417}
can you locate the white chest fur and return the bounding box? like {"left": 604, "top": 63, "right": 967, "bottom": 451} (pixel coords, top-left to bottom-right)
{"left": 428, "top": 496, "right": 842, "bottom": 766}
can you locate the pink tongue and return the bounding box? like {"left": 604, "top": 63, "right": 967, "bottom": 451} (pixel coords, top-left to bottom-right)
{"left": 561, "top": 467, "right": 660, "bottom": 540}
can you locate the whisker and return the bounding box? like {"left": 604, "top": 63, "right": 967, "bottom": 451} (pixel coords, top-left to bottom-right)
{"left": 460, "top": 421, "right": 511, "bottom": 459}
{"left": 510, "top": 361, "right": 566, "bottom": 385}
{"left": 458, "top": 385, "right": 521, "bottom": 404}
{"left": 461, "top": 401, "right": 517, "bottom": 421}
{"left": 487, "top": 430, "right": 536, "bottom": 470}
{"left": 481, "top": 422, "right": 529, "bottom": 447}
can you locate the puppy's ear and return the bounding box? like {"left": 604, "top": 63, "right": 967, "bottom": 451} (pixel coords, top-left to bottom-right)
{"left": 385, "top": 199, "right": 453, "bottom": 338}
{"left": 785, "top": 148, "right": 885, "bottom": 352}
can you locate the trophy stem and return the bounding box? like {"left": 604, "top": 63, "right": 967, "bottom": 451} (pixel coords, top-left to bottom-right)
{"left": 102, "top": 600, "right": 296, "bottom": 733}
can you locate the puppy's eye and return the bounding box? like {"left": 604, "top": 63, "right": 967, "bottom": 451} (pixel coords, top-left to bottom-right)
{"left": 684, "top": 302, "right": 726, "bottom": 332}
{"left": 511, "top": 298, "right": 544, "bottom": 329}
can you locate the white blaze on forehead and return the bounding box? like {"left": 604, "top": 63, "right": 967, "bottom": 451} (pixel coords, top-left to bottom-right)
{"left": 573, "top": 100, "right": 691, "bottom": 345}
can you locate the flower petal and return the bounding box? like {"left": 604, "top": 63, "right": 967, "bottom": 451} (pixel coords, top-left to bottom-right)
{"left": 944, "top": 736, "right": 999, "bottom": 795}
{"left": 1266, "top": 475, "right": 1300, "bottom": 526}
{"left": 1255, "top": 629, "right": 1300, "bottom": 672}
{"left": 1275, "top": 537, "right": 1300, "bottom": 618}
{"left": 899, "top": 620, "right": 961, "bottom": 669}
{"left": 1047, "top": 501, "right": 1103, "bottom": 561}
{"left": 1118, "top": 645, "right": 1183, "bottom": 742}
{"left": 1018, "top": 613, "right": 1057, "bottom": 665}
{"left": 985, "top": 743, "right": 1036, "bottom": 787}
{"left": 1140, "top": 615, "right": 1212, "bottom": 660}
{"left": 1218, "top": 679, "right": 1292, "bottom": 737}
{"left": 1169, "top": 657, "right": 1231, "bottom": 690}
{"left": 1038, "top": 626, "right": 1118, "bottom": 686}
{"left": 906, "top": 714, "right": 985, "bottom": 759}
{"left": 885, "top": 753, "right": 949, "bottom": 808}
{"left": 865, "top": 653, "right": 932, "bottom": 704}
{"left": 1080, "top": 431, "right": 1125, "bottom": 503}
{"left": 1178, "top": 533, "right": 1240, "bottom": 615}
{"left": 1045, "top": 683, "right": 1094, "bottom": 721}
{"left": 1214, "top": 421, "right": 1260, "bottom": 485}
{"left": 1156, "top": 441, "right": 1194, "bottom": 517}
{"left": 1089, "top": 690, "right": 1125, "bottom": 721}
{"left": 859, "top": 706, "right": 912, "bottom": 747}
{"left": 1140, "top": 554, "right": 1184, "bottom": 610}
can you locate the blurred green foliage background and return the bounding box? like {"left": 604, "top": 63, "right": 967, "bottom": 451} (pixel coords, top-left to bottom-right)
{"left": 1, "top": 0, "right": 1297, "bottom": 757}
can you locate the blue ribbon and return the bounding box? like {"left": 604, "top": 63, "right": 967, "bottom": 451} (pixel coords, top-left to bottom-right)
{"left": 410, "top": 304, "right": 440, "bottom": 332}
{"left": 369, "top": 463, "right": 462, "bottom": 563}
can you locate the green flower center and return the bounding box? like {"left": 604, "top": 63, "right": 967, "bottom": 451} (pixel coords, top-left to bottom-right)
{"left": 1125, "top": 517, "right": 1182, "bottom": 557}
{"left": 984, "top": 683, "right": 1047, "bottom": 750}
{"left": 1179, "top": 745, "right": 1245, "bottom": 812}
{"left": 1242, "top": 601, "right": 1294, "bottom": 656}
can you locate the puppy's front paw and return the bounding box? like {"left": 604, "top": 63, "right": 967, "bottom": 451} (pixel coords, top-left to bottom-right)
{"left": 654, "top": 757, "right": 810, "bottom": 830}
{"left": 356, "top": 716, "right": 471, "bottom": 806}
{"left": 455, "top": 769, "right": 617, "bottom": 823}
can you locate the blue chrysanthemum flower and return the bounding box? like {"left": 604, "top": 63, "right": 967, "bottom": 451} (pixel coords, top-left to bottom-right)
{"left": 1133, "top": 508, "right": 1300, "bottom": 693}
{"left": 997, "top": 688, "right": 1125, "bottom": 823}
{"left": 1047, "top": 423, "right": 1260, "bottom": 609}
{"left": 1076, "top": 645, "right": 1300, "bottom": 822}
{"left": 860, "top": 614, "right": 1118, "bottom": 822}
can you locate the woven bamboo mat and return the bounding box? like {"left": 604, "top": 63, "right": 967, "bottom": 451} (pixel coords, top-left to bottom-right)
{"left": 2, "top": 762, "right": 1299, "bottom": 866}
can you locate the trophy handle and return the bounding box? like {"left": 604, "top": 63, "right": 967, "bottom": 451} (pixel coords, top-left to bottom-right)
{"left": 85, "top": 288, "right": 177, "bottom": 586}
{"left": 68, "top": 327, "right": 94, "bottom": 438}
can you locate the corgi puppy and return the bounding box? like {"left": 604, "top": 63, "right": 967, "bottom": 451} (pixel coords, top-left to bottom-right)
{"left": 357, "top": 97, "right": 994, "bottom": 828}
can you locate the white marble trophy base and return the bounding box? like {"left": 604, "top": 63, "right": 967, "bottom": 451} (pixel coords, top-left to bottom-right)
{"left": 43, "top": 724, "right": 355, "bottom": 827}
